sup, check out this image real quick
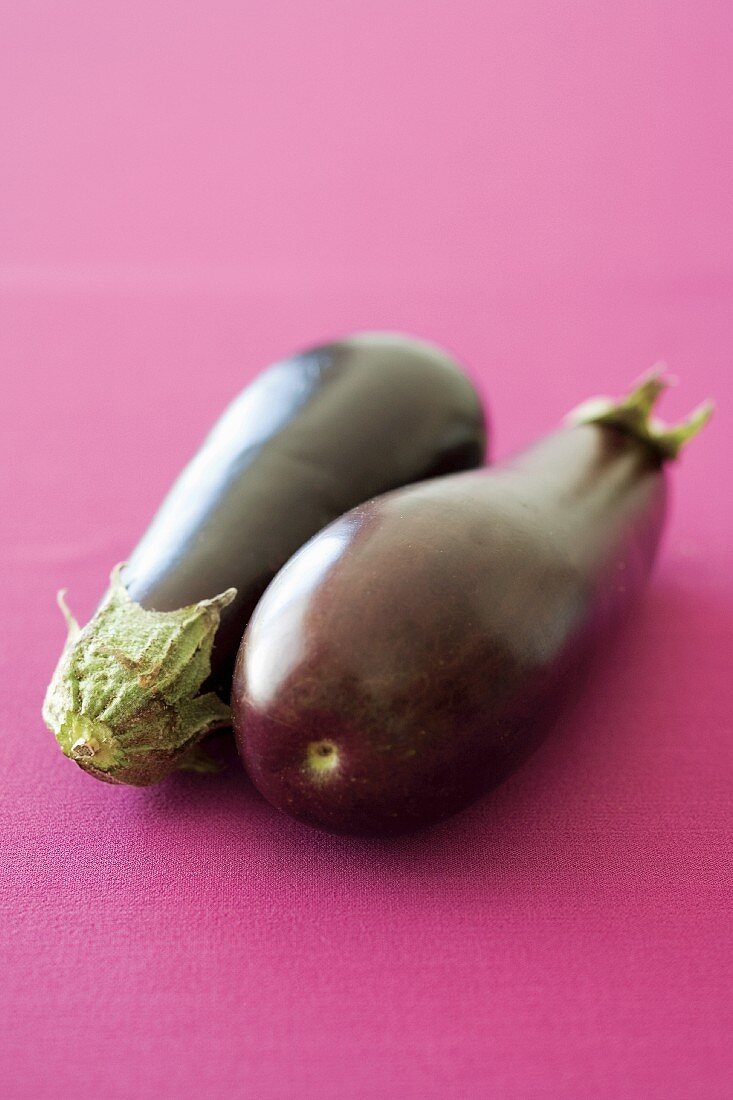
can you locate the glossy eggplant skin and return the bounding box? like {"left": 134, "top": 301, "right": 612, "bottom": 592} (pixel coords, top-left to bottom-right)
{"left": 122, "top": 333, "right": 486, "bottom": 695}
{"left": 232, "top": 423, "right": 666, "bottom": 836}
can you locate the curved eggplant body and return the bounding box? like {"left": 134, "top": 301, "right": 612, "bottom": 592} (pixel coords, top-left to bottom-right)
{"left": 124, "top": 333, "right": 486, "bottom": 692}
{"left": 233, "top": 423, "right": 667, "bottom": 835}
{"left": 43, "top": 332, "right": 486, "bottom": 788}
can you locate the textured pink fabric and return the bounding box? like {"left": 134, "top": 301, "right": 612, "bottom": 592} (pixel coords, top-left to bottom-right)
{"left": 1, "top": 4, "right": 731, "bottom": 1098}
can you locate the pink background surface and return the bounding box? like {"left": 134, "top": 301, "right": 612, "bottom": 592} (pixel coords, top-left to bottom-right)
{"left": 1, "top": 3, "right": 731, "bottom": 1097}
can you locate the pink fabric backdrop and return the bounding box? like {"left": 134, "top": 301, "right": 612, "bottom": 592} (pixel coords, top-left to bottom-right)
{"left": 1, "top": 3, "right": 731, "bottom": 1097}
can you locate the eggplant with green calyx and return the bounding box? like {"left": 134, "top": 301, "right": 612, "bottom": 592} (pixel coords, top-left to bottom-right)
{"left": 43, "top": 333, "right": 486, "bottom": 786}
{"left": 232, "top": 373, "right": 712, "bottom": 836}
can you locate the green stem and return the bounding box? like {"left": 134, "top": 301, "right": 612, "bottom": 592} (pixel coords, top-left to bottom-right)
{"left": 567, "top": 368, "right": 713, "bottom": 459}
{"left": 42, "top": 565, "right": 237, "bottom": 786}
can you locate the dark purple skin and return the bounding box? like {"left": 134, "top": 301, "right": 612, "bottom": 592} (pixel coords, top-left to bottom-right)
{"left": 122, "top": 333, "right": 486, "bottom": 696}
{"left": 232, "top": 419, "right": 669, "bottom": 836}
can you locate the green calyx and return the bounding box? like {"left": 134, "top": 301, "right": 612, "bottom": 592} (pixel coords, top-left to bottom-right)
{"left": 42, "top": 565, "right": 237, "bottom": 786}
{"left": 567, "top": 369, "right": 713, "bottom": 459}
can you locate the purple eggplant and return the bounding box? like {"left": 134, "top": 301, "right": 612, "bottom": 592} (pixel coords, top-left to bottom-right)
{"left": 43, "top": 333, "right": 486, "bottom": 786}
{"left": 232, "top": 374, "right": 711, "bottom": 835}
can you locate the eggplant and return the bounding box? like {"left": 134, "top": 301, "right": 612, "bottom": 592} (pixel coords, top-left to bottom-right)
{"left": 232, "top": 374, "right": 711, "bottom": 836}
{"left": 43, "top": 333, "right": 486, "bottom": 786}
